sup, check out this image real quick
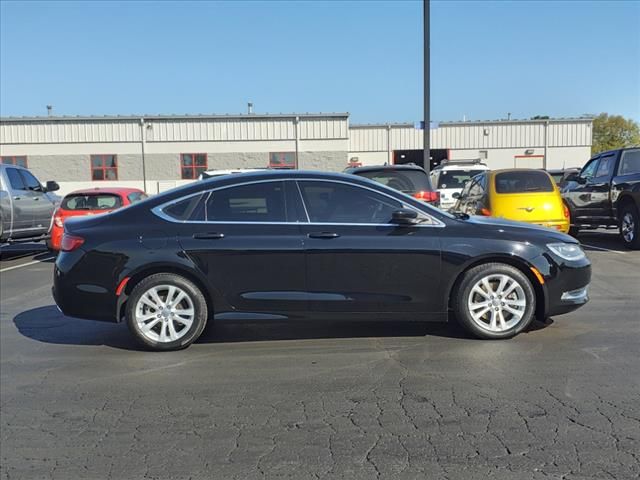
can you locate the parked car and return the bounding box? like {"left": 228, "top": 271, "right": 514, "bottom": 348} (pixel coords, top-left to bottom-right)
{"left": 49, "top": 188, "right": 147, "bottom": 251}
{"left": 53, "top": 170, "right": 590, "bottom": 351}
{"left": 199, "top": 168, "right": 268, "bottom": 180}
{"left": 429, "top": 160, "right": 490, "bottom": 210}
{"left": 562, "top": 147, "right": 640, "bottom": 249}
{"left": 546, "top": 168, "right": 580, "bottom": 188}
{"left": 452, "top": 169, "right": 570, "bottom": 233}
{"left": 0, "top": 164, "right": 60, "bottom": 244}
{"left": 344, "top": 164, "right": 440, "bottom": 206}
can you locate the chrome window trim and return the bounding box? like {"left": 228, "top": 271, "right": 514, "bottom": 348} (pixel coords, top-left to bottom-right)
{"left": 151, "top": 177, "right": 445, "bottom": 228}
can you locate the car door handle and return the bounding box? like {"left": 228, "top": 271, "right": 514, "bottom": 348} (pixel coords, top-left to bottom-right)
{"left": 192, "top": 232, "right": 225, "bottom": 240}
{"left": 13, "top": 196, "right": 21, "bottom": 200}
{"left": 308, "top": 232, "right": 340, "bottom": 239}
{"left": 34, "top": 197, "right": 40, "bottom": 201}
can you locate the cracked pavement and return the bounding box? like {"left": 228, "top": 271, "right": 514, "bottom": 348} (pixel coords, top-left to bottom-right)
{"left": 1, "top": 233, "right": 639, "bottom": 479}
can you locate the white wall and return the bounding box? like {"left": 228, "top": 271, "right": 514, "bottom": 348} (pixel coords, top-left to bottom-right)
{"left": 449, "top": 146, "right": 591, "bottom": 170}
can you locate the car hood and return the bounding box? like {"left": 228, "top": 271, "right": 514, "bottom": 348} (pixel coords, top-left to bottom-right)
{"left": 463, "top": 215, "right": 576, "bottom": 244}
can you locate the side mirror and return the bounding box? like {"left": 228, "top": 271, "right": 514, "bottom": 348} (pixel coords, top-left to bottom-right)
{"left": 452, "top": 192, "right": 461, "bottom": 199}
{"left": 45, "top": 181, "right": 60, "bottom": 192}
{"left": 391, "top": 208, "right": 418, "bottom": 225}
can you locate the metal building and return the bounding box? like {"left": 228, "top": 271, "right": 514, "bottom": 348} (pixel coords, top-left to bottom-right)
{"left": 1, "top": 114, "right": 592, "bottom": 195}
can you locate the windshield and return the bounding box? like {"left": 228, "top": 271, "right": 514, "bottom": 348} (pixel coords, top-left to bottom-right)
{"left": 437, "top": 169, "right": 485, "bottom": 189}
{"left": 355, "top": 169, "right": 432, "bottom": 194}
{"left": 62, "top": 193, "right": 123, "bottom": 210}
{"left": 495, "top": 171, "right": 554, "bottom": 194}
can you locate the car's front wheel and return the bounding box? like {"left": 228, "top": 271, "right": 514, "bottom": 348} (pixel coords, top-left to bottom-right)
{"left": 619, "top": 203, "right": 640, "bottom": 250}
{"left": 453, "top": 263, "right": 536, "bottom": 339}
{"left": 126, "top": 273, "right": 208, "bottom": 351}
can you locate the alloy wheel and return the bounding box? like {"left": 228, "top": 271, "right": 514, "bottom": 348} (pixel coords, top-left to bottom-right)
{"left": 135, "top": 284, "right": 195, "bottom": 343}
{"left": 467, "top": 274, "right": 527, "bottom": 332}
{"left": 621, "top": 212, "right": 635, "bottom": 243}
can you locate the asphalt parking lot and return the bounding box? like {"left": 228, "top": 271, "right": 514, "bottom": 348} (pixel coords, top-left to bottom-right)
{"left": 1, "top": 232, "right": 639, "bottom": 480}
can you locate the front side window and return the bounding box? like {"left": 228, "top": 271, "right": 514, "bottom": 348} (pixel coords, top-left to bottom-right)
{"left": 580, "top": 157, "right": 600, "bottom": 180}
{"left": 62, "top": 194, "right": 123, "bottom": 211}
{"left": 6, "top": 168, "right": 26, "bottom": 190}
{"left": 269, "top": 152, "right": 296, "bottom": 169}
{"left": 495, "top": 171, "right": 554, "bottom": 194}
{"left": 298, "top": 181, "right": 402, "bottom": 224}
{"left": 1, "top": 156, "right": 28, "bottom": 168}
{"left": 206, "top": 181, "right": 286, "bottom": 222}
{"left": 181, "top": 154, "right": 208, "bottom": 179}
{"left": 91, "top": 155, "right": 118, "bottom": 180}
{"left": 19, "top": 170, "right": 43, "bottom": 191}
{"left": 619, "top": 149, "right": 640, "bottom": 175}
{"left": 595, "top": 154, "right": 616, "bottom": 178}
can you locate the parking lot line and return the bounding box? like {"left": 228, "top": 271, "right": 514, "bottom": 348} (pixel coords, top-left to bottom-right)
{"left": 581, "top": 244, "right": 628, "bottom": 254}
{"left": 0, "top": 257, "right": 55, "bottom": 273}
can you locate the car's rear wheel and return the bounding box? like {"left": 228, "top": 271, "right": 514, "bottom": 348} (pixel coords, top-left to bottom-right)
{"left": 126, "top": 273, "right": 208, "bottom": 351}
{"left": 619, "top": 203, "right": 640, "bottom": 250}
{"left": 453, "top": 263, "right": 536, "bottom": 339}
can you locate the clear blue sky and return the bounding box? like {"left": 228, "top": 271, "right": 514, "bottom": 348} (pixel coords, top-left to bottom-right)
{"left": 1, "top": 0, "right": 639, "bottom": 123}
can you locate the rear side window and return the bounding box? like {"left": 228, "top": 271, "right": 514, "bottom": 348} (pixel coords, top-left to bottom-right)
{"left": 618, "top": 149, "right": 640, "bottom": 176}
{"left": 495, "top": 171, "right": 554, "bottom": 194}
{"left": 437, "top": 170, "right": 485, "bottom": 189}
{"left": 5, "top": 168, "right": 26, "bottom": 190}
{"left": 206, "top": 181, "right": 286, "bottom": 222}
{"left": 354, "top": 169, "right": 432, "bottom": 194}
{"left": 62, "top": 194, "right": 123, "bottom": 210}
{"left": 162, "top": 193, "right": 206, "bottom": 221}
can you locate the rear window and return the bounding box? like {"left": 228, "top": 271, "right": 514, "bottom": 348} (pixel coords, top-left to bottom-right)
{"left": 62, "top": 193, "right": 123, "bottom": 210}
{"left": 437, "top": 169, "right": 485, "bottom": 189}
{"left": 354, "top": 169, "right": 432, "bottom": 194}
{"left": 495, "top": 171, "right": 554, "bottom": 194}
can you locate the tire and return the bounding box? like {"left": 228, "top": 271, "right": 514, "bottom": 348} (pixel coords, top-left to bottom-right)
{"left": 453, "top": 263, "right": 536, "bottom": 339}
{"left": 126, "top": 273, "right": 208, "bottom": 351}
{"left": 619, "top": 203, "right": 640, "bottom": 250}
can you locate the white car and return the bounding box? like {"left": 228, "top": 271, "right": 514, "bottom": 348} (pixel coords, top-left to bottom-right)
{"left": 198, "top": 168, "right": 268, "bottom": 180}
{"left": 430, "top": 161, "right": 490, "bottom": 210}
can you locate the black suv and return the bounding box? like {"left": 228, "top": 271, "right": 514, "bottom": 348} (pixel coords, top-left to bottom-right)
{"left": 344, "top": 164, "right": 440, "bottom": 206}
{"left": 562, "top": 147, "right": 640, "bottom": 249}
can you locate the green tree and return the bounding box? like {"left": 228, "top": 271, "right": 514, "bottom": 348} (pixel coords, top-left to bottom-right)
{"left": 592, "top": 113, "right": 640, "bottom": 155}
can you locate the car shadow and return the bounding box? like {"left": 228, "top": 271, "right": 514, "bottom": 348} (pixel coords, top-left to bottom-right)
{"left": 578, "top": 229, "right": 629, "bottom": 253}
{"left": 13, "top": 305, "right": 554, "bottom": 351}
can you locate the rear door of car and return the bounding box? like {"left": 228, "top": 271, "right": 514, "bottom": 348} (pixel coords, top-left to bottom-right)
{"left": 612, "top": 149, "right": 640, "bottom": 212}
{"left": 295, "top": 179, "right": 443, "bottom": 315}
{"left": 172, "top": 180, "right": 307, "bottom": 313}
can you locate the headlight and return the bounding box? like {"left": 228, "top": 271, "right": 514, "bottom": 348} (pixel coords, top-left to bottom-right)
{"left": 547, "top": 242, "right": 586, "bottom": 261}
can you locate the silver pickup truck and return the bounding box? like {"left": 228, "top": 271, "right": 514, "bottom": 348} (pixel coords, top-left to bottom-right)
{"left": 0, "top": 164, "right": 60, "bottom": 244}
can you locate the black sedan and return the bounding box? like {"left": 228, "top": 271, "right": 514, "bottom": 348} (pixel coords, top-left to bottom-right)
{"left": 53, "top": 170, "right": 591, "bottom": 351}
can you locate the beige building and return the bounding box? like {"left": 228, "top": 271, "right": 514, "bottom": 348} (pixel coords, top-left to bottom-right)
{"left": 0, "top": 114, "right": 592, "bottom": 195}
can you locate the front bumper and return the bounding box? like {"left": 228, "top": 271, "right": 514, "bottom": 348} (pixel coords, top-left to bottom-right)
{"left": 540, "top": 255, "right": 591, "bottom": 317}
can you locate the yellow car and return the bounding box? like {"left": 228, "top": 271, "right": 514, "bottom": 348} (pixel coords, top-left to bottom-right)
{"left": 452, "top": 168, "right": 570, "bottom": 233}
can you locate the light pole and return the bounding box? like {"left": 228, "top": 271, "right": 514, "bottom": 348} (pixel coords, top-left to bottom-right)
{"left": 423, "top": 0, "right": 430, "bottom": 172}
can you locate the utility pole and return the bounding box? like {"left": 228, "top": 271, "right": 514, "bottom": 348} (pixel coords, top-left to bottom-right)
{"left": 423, "top": 0, "right": 430, "bottom": 172}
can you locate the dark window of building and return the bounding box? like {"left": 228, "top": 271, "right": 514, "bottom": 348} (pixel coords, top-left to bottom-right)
{"left": 298, "top": 181, "right": 401, "bottom": 224}
{"left": 181, "top": 154, "right": 208, "bottom": 179}
{"left": 91, "top": 155, "right": 118, "bottom": 180}
{"left": 1, "top": 156, "right": 28, "bottom": 168}
{"left": 269, "top": 152, "right": 296, "bottom": 169}
{"left": 206, "top": 181, "right": 286, "bottom": 222}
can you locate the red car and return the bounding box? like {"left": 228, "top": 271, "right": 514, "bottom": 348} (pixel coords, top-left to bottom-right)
{"left": 49, "top": 188, "right": 147, "bottom": 251}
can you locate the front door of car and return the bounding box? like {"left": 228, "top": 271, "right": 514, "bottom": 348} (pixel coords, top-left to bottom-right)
{"left": 564, "top": 156, "right": 601, "bottom": 221}
{"left": 582, "top": 152, "right": 618, "bottom": 221}
{"left": 4, "top": 167, "right": 36, "bottom": 234}
{"left": 175, "top": 181, "right": 307, "bottom": 313}
{"left": 18, "top": 169, "right": 55, "bottom": 231}
{"left": 295, "top": 180, "right": 442, "bottom": 314}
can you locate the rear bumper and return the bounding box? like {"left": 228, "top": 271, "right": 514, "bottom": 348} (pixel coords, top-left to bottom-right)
{"left": 529, "top": 220, "right": 570, "bottom": 234}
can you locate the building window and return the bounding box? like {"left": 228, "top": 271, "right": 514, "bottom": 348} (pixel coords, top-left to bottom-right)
{"left": 181, "top": 153, "right": 208, "bottom": 179}
{"left": 1, "top": 156, "right": 28, "bottom": 168}
{"left": 269, "top": 152, "right": 296, "bottom": 169}
{"left": 91, "top": 155, "right": 118, "bottom": 180}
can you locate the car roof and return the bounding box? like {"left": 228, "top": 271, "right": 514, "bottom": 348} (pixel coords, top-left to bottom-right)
{"left": 490, "top": 168, "right": 553, "bottom": 176}
{"left": 434, "top": 164, "right": 490, "bottom": 171}
{"left": 344, "top": 164, "right": 426, "bottom": 174}
{"left": 65, "top": 187, "right": 145, "bottom": 196}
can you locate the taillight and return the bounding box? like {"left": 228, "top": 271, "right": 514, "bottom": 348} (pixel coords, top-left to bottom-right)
{"left": 480, "top": 208, "right": 492, "bottom": 216}
{"left": 414, "top": 191, "right": 440, "bottom": 203}
{"left": 563, "top": 203, "right": 570, "bottom": 219}
{"left": 54, "top": 216, "right": 63, "bottom": 228}
{"left": 60, "top": 234, "right": 85, "bottom": 252}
